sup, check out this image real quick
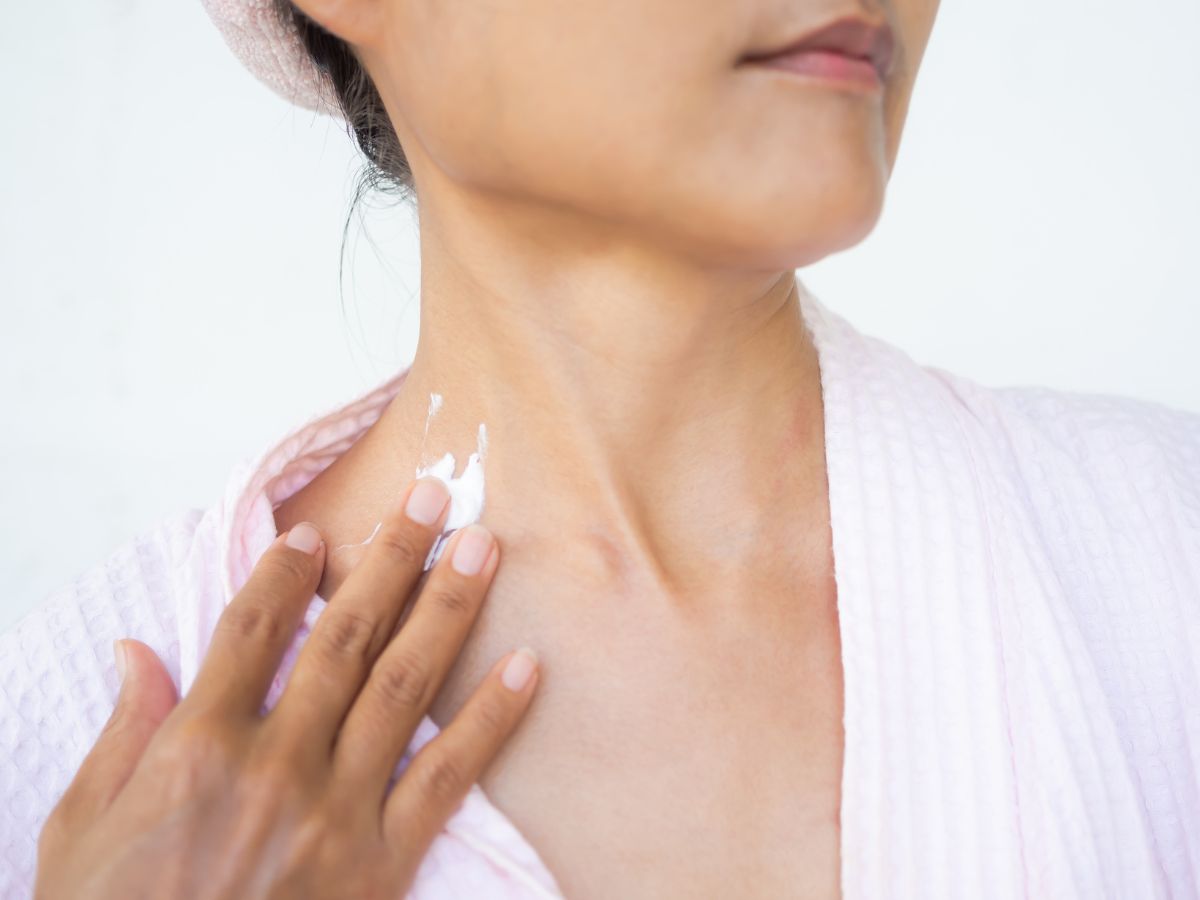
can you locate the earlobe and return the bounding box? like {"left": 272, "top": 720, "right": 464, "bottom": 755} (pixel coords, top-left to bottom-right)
{"left": 287, "top": 0, "right": 386, "bottom": 53}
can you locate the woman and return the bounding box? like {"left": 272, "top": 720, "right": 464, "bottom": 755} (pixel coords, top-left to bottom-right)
{"left": 4, "top": 0, "right": 1199, "bottom": 895}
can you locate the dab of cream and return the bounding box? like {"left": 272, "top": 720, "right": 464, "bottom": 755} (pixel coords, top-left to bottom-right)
{"left": 332, "top": 391, "right": 488, "bottom": 572}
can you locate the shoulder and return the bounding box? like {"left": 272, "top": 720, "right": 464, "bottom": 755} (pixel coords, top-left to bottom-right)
{"left": 0, "top": 506, "right": 211, "bottom": 895}
{"left": 989, "top": 382, "right": 1200, "bottom": 529}
{"left": 3, "top": 505, "right": 212, "bottom": 673}
{"left": 990, "top": 381, "right": 1200, "bottom": 474}
{"left": 929, "top": 368, "right": 1200, "bottom": 530}
{"left": 916, "top": 368, "right": 1200, "bottom": 624}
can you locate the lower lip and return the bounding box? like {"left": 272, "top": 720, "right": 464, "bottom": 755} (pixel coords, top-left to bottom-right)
{"left": 746, "top": 49, "right": 882, "bottom": 90}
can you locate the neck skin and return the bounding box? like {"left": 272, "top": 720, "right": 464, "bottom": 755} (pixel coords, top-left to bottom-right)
{"left": 281, "top": 189, "right": 832, "bottom": 608}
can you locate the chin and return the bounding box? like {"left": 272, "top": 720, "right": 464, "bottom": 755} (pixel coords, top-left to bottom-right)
{"left": 674, "top": 166, "right": 887, "bottom": 270}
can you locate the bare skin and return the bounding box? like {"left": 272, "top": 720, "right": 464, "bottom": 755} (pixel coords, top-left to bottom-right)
{"left": 273, "top": 292, "right": 845, "bottom": 897}
{"left": 271, "top": 0, "right": 941, "bottom": 894}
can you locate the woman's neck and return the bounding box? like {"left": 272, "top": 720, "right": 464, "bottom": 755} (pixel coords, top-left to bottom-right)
{"left": 278, "top": 216, "right": 831, "bottom": 609}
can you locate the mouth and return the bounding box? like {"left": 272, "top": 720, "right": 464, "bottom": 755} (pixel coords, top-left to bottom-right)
{"left": 738, "top": 15, "right": 896, "bottom": 89}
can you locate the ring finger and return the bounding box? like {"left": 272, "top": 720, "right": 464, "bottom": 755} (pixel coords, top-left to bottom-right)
{"left": 332, "top": 521, "right": 499, "bottom": 793}
{"left": 269, "top": 476, "right": 452, "bottom": 747}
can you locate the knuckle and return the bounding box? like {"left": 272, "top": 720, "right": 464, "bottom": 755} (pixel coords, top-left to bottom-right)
{"left": 234, "top": 755, "right": 302, "bottom": 820}
{"left": 473, "top": 695, "right": 513, "bottom": 738}
{"left": 216, "top": 602, "right": 287, "bottom": 644}
{"left": 278, "top": 809, "right": 332, "bottom": 871}
{"left": 99, "top": 697, "right": 137, "bottom": 740}
{"left": 413, "top": 751, "right": 467, "bottom": 805}
{"left": 260, "top": 550, "right": 316, "bottom": 587}
{"left": 149, "top": 716, "right": 239, "bottom": 802}
{"left": 316, "top": 608, "right": 382, "bottom": 662}
{"left": 94, "top": 703, "right": 154, "bottom": 760}
{"left": 423, "top": 583, "right": 477, "bottom": 618}
{"left": 375, "top": 525, "right": 425, "bottom": 568}
{"left": 371, "top": 647, "right": 431, "bottom": 711}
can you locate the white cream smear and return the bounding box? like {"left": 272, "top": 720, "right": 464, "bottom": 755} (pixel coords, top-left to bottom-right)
{"left": 331, "top": 392, "right": 488, "bottom": 571}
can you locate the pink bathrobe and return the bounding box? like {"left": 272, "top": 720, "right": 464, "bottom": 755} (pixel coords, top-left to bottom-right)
{"left": 3, "top": 286, "right": 1198, "bottom": 898}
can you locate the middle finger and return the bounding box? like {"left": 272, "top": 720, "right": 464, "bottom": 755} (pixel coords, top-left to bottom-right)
{"left": 270, "top": 476, "right": 452, "bottom": 745}
{"left": 332, "top": 521, "right": 499, "bottom": 793}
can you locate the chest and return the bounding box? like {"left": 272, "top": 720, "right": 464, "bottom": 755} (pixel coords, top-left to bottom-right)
{"left": 428, "top": 564, "right": 846, "bottom": 899}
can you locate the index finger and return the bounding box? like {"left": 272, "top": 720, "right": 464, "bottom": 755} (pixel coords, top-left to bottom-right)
{"left": 187, "top": 523, "right": 326, "bottom": 715}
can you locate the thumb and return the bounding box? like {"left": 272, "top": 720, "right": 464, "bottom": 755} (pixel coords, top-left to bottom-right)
{"left": 63, "top": 639, "right": 179, "bottom": 822}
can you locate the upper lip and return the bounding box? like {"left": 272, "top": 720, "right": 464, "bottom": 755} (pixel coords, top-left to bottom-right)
{"left": 742, "top": 14, "right": 896, "bottom": 81}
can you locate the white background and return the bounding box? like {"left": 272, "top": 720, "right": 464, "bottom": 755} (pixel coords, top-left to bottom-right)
{"left": 2, "top": 0, "right": 1198, "bottom": 631}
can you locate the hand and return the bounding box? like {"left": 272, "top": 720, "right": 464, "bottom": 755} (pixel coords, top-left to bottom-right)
{"left": 34, "top": 475, "right": 540, "bottom": 900}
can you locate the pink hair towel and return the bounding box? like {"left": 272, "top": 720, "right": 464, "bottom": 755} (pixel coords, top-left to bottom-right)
{"left": 200, "top": 0, "right": 345, "bottom": 121}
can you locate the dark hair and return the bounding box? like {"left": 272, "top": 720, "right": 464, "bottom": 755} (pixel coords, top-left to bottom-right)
{"left": 270, "top": 0, "right": 414, "bottom": 205}
{"left": 270, "top": 0, "right": 418, "bottom": 327}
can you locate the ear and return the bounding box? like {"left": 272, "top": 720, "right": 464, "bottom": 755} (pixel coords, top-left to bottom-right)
{"left": 287, "top": 0, "right": 387, "bottom": 55}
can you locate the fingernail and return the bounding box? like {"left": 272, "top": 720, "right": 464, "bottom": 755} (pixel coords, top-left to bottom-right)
{"left": 113, "top": 639, "right": 128, "bottom": 685}
{"left": 405, "top": 477, "right": 451, "bottom": 526}
{"left": 501, "top": 646, "right": 538, "bottom": 692}
{"left": 285, "top": 522, "right": 323, "bottom": 555}
{"left": 452, "top": 524, "right": 494, "bottom": 576}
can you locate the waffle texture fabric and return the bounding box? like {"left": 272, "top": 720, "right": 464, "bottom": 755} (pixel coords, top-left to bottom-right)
{"left": 3, "top": 285, "right": 1199, "bottom": 897}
